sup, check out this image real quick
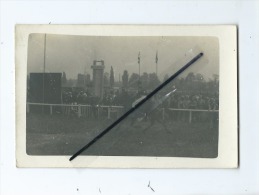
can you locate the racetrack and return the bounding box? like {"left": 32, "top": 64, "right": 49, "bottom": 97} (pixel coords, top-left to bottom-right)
{"left": 26, "top": 113, "right": 218, "bottom": 158}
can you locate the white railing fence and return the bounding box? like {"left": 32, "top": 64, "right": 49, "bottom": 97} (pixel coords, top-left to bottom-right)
{"left": 27, "top": 102, "right": 218, "bottom": 123}
{"left": 166, "top": 108, "right": 218, "bottom": 123}
{"left": 27, "top": 103, "right": 124, "bottom": 119}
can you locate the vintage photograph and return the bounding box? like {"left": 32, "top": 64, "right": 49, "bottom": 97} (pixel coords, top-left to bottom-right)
{"left": 16, "top": 25, "right": 237, "bottom": 168}
{"left": 26, "top": 34, "right": 219, "bottom": 158}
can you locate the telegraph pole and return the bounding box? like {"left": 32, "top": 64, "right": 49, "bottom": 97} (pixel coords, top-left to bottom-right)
{"left": 138, "top": 51, "right": 141, "bottom": 92}
{"left": 42, "top": 34, "right": 46, "bottom": 113}
{"left": 156, "top": 50, "right": 158, "bottom": 76}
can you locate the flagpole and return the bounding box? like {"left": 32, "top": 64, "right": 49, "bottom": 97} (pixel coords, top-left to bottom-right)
{"left": 156, "top": 61, "right": 158, "bottom": 76}
{"left": 156, "top": 51, "right": 158, "bottom": 76}
{"left": 138, "top": 52, "right": 140, "bottom": 92}
{"left": 42, "top": 33, "right": 46, "bottom": 112}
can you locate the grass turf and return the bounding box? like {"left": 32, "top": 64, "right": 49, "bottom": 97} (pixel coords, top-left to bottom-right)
{"left": 26, "top": 113, "right": 218, "bottom": 158}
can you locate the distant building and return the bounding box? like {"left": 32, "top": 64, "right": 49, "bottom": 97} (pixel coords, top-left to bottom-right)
{"left": 110, "top": 66, "right": 114, "bottom": 88}
{"left": 103, "top": 72, "right": 110, "bottom": 87}
{"left": 91, "top": 60, "right": 105, "bottom": 99}
{"left": 62, "top": 72, "right": 67, "bottom": 86}
{"left": 122, "top": 70, "right": 129, "bottom": 89}
{"left": 77, "top": 73, "right": 90, "bottom": 88}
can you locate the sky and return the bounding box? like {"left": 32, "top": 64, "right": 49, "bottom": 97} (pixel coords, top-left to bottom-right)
{"left": 27, "top": 34, "right": 219, "bottom": 81}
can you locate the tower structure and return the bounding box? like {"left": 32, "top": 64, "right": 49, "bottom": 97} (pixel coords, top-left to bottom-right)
{"left": 91, "top": 60, "right": 105, "bottom": 99}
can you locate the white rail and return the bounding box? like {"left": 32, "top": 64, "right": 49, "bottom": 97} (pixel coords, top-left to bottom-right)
{"left": 27, "top": 102, "right": 124, "bottom": 119}
{"left": 166, "top": 108, "right": 218, "bottom": 123}
{"left": 26, "top": 102, "right": 218, "bottom": 123}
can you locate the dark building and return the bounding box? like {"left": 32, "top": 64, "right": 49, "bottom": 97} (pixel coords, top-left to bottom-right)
{"left": 110, "top": 66, "right": 114, "bottom": 88}
{"left": 28, "top": 73, "right": 62, "bottom": 104}
{"left": 122, "top": 70, "right": 129, "bottom": 89}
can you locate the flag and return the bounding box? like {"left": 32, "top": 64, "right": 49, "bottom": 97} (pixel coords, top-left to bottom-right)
{"left": 156, "top": 51, "right": 158, "bottom": 63}
{"left": 138, "top": 52, "right": 140, "bottom": 64}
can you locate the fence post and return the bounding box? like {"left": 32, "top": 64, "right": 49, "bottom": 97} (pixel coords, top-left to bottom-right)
{"left": 78, "top": 105, "right": 81, "bottom": 118}
{"left": 27, "top": 103, "right": 30, "bottom": 113}
{"left": 87, "top": 106, "right": 89, "bottom": 118}
{"left": 189, "top": 110, "right": 192, "bottom": 123}
{"left": 117, "top": 108, "right": 120, "bottom": 119}
{"left": 96, "top": 106, "right": 99, "bottom": 119}
{"left": 108, "top": 107, "right": 111, "bottom": 119}
{"left": 50, "top": 105, "right": 53, "bottom": 115}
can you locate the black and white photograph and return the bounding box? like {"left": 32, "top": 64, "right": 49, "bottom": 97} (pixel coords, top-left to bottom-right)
{"left": 15, "top": 25, "right": 237, "bottom": 168}
{"left": 26, "top": 34, "right": 219, "bottom": 158}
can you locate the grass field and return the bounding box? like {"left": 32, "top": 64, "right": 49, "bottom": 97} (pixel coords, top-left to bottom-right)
{"left": 26, "top": 113, "right": 218, "bottom": 158}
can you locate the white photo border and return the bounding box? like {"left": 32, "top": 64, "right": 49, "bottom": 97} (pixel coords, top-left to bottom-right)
{"left": 16, "top": 25, "right": 238, "bottom": 168}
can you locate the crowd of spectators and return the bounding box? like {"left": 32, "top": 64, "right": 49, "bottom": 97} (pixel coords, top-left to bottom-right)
{"left": 62, "top": 88, "right": 219, "bottom": 111}
{"left": 167, "top": 93, "right": 219, "bottom": 110}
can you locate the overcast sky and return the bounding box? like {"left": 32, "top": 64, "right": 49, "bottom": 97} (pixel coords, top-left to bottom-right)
{"left": 27, "top": 34, "right": 219, "bottom": 81}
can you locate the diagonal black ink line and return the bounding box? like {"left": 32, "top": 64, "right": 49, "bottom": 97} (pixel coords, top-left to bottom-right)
{"left": 69, "top": 52, "right": 203, "bottom": 161}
